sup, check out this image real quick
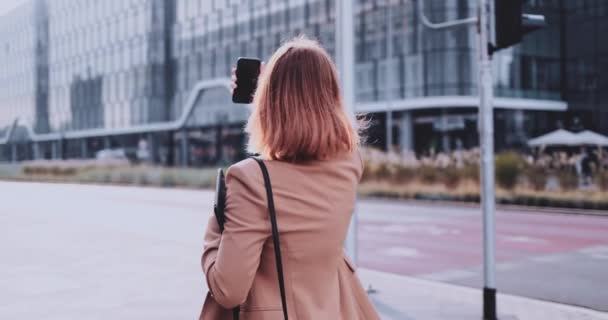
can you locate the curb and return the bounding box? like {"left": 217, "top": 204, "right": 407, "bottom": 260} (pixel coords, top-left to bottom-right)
{"left": 359, "top": 196, "right": 608, "bottom": 217}
{"left": 357, "top": 268, "right": 608, "bottom": 320}
{"left": 2, "top": 178, "right": 607, "bottom": 216}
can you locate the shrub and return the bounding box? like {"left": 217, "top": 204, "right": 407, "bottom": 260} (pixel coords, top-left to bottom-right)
{"left": 111, "top": 168, "right": 136, "bottom": 185}
{"left": 0, "top": 164, "right": 20, "bottom": 180}
{"left": 361, "top": 161, "right": 376, "bottom": 182}
{"left": 391, "top": 164, "right": 415, "bottom": 184}
{"left": 374, "top": 162, "right": 392, "bottom": 180}
{"left": 173, "top": 168, "right": 216, "bottom": 188}
{"left": 462, "top": 194, "right": 480, "bottom": 203}
{"left": 441, "top": 167, "right": 461, "bottom": 188}
{"left": 160, "top": 170, "right": 176, "bottom": 187}
{"left": 524, "top": 165, "right": 547, "bottom": 191}
{"left": 418, "top": 165, "right": 440, "bottom": 184}
{"left": 136, "top": 170, "right": 150, "bottom": 186}
{"left": 495, "top": 151, "right": 523, "bottom": 190}
{"left": 23, "top": 163, "right": 80, "bottom": 176}
{"left": 461, "top": 164, "right": 480, "bottom": 184}
{"left": 22, "top": 166, "right": 41, "bottom": 175}
{"left": 597, "top": 170, "right": 608, "bottom": 191}
{"left": 99, "top": 170, "right": 112, "bottom": 183}
{"left": 557, "top": 170, "right": 578, "bottom": 191}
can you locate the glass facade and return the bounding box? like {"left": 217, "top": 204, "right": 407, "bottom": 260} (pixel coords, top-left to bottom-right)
{"left": 563, "top": 0, "right": 608, "bottom": 132}
{"left": 46, "top": 0, "right": 173, "bottom": 133}
{"left": 356, "top": 0, "right": 476, "bottom": 101}
{"left": 493, "top": 0, "right": 563, "bottom": 100}
{"left": 171, "top": 0, "right": 334, "bottom": 120}
{"left": 0, "top": 1, "right": 40, "bottom": 133}
{"left": 0, "top": 0, "right": 606, "bottom": 163}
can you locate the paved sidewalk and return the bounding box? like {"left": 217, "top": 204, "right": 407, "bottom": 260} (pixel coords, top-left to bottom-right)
{"left": 358, "top": 268, "right": 608, "bottom": 320}
{"left": 2, "top": 181, "right": 605, "bottom": 320}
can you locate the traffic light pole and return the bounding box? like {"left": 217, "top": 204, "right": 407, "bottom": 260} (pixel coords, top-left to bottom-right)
{"left": 478, "top": 0, "right": 498, "bottom": 319}
{"left": 418, "top": 0, "right": 497, "bottom": 318}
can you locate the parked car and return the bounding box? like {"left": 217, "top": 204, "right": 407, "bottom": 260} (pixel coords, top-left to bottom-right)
{"left": 95, "top": 148, "right": 128, "bottom": 161}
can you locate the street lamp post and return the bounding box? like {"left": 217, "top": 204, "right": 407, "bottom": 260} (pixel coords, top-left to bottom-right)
{"left": 336, "top": 0, "right": 358, "bottom": 263}
{"left": 385, "top": 2, "right": 393, "bottom": 152}
{"left": 11, "top": 142, "right": 17, "bottom": 162}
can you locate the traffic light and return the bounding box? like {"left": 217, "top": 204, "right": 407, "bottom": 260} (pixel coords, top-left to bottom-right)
{"left": 493, "top": 0, "right": 546, "bottom": 52}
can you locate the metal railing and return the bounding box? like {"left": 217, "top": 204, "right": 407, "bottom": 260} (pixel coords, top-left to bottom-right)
{"left": 0, "top": 78, "right": 234, "bottom": 144}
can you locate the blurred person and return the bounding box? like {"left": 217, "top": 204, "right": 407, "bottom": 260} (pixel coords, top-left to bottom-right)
{"left": 601, "top": 148, "right": 608, "bottom": 170}
{"left": 581, "top": 147, "right": 594, "bottom": 186}
{"left": 589, "top": 148, "right": 600, "bottom": 169}
{"left": 587, "top": 148, "right": 600, "bottom": 183}
{"left": 575, "top": 148, "right": 584, "bottom": 186}
{"left": 199, "top": 36, "right": 379, "bottom": 320}
{"left": 136, "top": 138, "right": 151, "bottom": 164}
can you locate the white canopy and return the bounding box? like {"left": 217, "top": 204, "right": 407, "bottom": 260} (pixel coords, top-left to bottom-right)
{"left": 527, "top": 129, "right": 578, "bottom": 147}
{"left": 528, "top": 129, "right": 608, "bottom": 147}
{"left": 574, "top": 130, "right": 608, "bottom": 146}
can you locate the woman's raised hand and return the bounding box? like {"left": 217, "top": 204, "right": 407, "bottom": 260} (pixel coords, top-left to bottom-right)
{"left": 231, "top": 67, "right": 237, "bottom": 95}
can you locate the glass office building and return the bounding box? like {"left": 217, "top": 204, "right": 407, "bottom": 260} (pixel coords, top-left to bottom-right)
{"left": 0, "top": 0, "right": 48, "bottom": 139}
{"left": 42, "top": 0, "right": 176, "bottom": 159}
{"left": 0, "top": 0, "right": 606, "bottom": 164}
{"left": 563, "top": 0, "right": 608, "bottom": 133}
{"left": 46, "top": 0, "right": 174, "bottom": 131}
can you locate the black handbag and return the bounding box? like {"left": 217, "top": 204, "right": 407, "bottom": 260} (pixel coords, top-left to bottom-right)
{"left": 213, "top": 157, "right": 289, "bottom": 320}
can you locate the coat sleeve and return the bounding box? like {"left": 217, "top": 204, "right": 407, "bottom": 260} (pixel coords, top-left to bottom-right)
{"left": 201, "top": 161, "right": 269, "bottom": 309}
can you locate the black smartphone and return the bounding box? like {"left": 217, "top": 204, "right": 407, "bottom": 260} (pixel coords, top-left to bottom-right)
{"left": 232, "top": 57, "right": 261, "bottom": 104}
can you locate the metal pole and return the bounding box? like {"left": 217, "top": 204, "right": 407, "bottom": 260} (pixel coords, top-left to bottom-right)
{"left": 148, "top": 133, "right": 157, "bottom": 164}
{"left": 59, "top": 136, "right": 66, "bottom": 160}
{"left": 337, "top": 0, "right": 358, "bottom": 264}
{"left": 81, "top": 139, "right": 88, "bottom": 159}
{"left": 103, "top": 136, "right": 111, "bottom": 149}
{"left": 32, "top": 142, "right": 40, "bottom": 160}
{"left": 51, "top": 141, "right": 58, "bottom": 159}
{"left": 417, "top": 0, "right": 477, "bottom": 29}
{"left": 11, "top": 143, "right": 17, "bottom": 162}
{"left": 385, "top": 3, "right": 393, "bottom": 152}
{"left": 216, "top": 123, "right": 223, "bottom": 164}
{"left": 180, "top": 129, "right": 189, "bottom": 167}
{"left": 478, "top": 0, "right": 497, "bottom": 319}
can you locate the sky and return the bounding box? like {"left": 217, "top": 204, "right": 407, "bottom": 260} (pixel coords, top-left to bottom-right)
{"left": 0, "top": 0, "right": 27, "bottom": 16}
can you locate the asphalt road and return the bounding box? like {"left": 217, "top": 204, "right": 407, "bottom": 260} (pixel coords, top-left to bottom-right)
{"left": 1, "top": 181, "right": 606, "bottom": 319}
{"left": 357, "top": 200, "right": 608, "bottom": 312}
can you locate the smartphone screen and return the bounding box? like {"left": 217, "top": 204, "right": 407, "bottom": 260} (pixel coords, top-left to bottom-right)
{"left": 232, "top": 58, "right": 261, "bottom": 104}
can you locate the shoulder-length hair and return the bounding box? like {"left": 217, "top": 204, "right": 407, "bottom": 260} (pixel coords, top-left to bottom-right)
{"left": 245, "top": 36, "right": 361, "bottom": 162}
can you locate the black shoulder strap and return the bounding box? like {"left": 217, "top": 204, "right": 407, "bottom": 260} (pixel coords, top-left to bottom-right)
{"left": 251, "top": 156, "right": 289, "bottom": 320}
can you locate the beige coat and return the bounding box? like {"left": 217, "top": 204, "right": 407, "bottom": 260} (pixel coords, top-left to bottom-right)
{"left": 200, "top": 149, "right": 380, "bottom": 320}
